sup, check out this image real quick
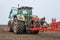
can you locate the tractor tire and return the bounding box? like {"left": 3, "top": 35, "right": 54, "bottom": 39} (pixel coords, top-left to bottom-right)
{"left": 8, "top": 21, "right": 13, "bottom": 32}
{"left": 13, "top": 21, "right": 25, "bottom": 34}
{"left": 27, "top": 29, "right": 39, "bottom": 34}
{"left": 31, "top": 30, "right": 39, "bottom": 34}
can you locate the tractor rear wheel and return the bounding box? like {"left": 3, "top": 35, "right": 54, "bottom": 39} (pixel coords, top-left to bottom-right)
{"left": 13, "top": 21, "right": 25, "bottom": 34}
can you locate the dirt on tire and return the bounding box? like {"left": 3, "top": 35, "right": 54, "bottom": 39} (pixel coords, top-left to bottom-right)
{"left": 0, "top": 25, "right": 60, "bottom": 40}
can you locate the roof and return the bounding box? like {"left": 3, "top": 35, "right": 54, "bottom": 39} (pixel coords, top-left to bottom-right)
{"left": 18, "top": 6, "right": 32, "bottom": 9}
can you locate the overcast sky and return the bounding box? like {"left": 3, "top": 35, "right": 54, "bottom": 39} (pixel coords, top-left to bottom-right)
{"left": 0, "top": 0, "right": 60, "bottom": 24}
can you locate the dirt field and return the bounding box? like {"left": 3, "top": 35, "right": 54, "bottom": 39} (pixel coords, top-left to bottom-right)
{"left": 0, "top": 25, "right": 60, "bottom": 40}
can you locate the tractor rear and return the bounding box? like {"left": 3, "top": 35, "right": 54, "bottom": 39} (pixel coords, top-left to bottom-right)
{"left": 8, "top": 7, "right": 40, "bottom": 34}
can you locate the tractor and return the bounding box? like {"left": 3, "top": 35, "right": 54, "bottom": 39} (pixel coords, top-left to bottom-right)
{"left": 8, "top": 6, "right": 40, "bottom": 34}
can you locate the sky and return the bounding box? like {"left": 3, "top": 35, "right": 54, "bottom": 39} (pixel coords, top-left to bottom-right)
{"left": 0, "top": 0, "right": 60, "bottom": 24}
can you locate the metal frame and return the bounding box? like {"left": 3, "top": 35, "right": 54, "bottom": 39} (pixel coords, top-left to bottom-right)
{"left": 29, "top": 18, "right": 60, "bottom": 32}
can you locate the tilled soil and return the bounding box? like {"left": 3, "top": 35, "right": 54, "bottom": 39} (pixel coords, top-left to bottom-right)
{"left": 0, "top": 25, "right": 60, "bottom": 40}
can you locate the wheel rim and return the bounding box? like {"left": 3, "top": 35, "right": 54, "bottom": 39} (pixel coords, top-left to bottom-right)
{"left": 14, "top": 28, "right": 17, "bottom": 33}
{"left": 14, "top": 22, "right": 17, "bottom": 33}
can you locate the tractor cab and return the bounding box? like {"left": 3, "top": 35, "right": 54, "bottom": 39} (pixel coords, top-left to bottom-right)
{"left": 9, "top": 7, "right": 32, "bottom": 19}
{"left": 18, "top": 7, "right": 32, "bottom": 21}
